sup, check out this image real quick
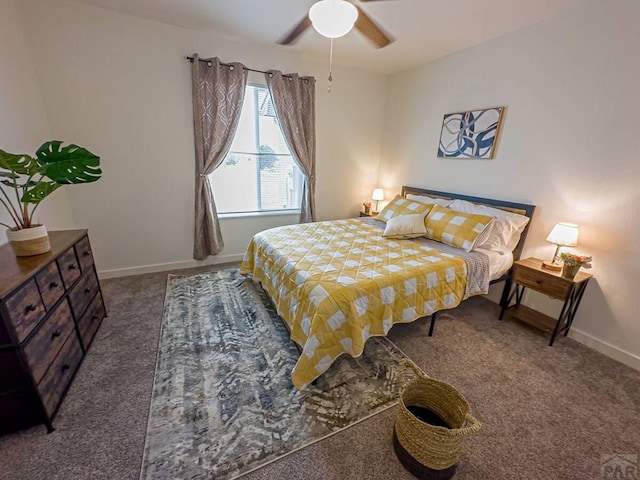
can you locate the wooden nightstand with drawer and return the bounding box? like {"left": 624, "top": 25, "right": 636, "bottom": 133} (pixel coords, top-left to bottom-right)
{"left": 499, "top": 257, "right": 592, "bottom": 346}
{"left": 0, "top": 230, "right": 106, "bottom": 434}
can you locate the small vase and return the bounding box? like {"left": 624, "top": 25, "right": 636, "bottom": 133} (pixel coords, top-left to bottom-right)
{"left": 561, "top": 263, "right": 580, "bottom": 280}
{"left": 364, "top": 206, "right": 371, "bottom": 214}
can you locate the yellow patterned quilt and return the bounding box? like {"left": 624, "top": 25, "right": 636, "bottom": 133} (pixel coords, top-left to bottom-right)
{"left": 240, "top": 218, "right": 484, "bottom": 390}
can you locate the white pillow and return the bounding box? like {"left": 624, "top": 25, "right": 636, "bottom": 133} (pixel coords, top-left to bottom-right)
{"left": 382, "top": 213, "right": 428, "bottom": 239}
{"left": 448, "top": 199, "right": 530, "bottom": 253}
{"left": 406, "top": 194, "right": 452, "bottom": 207}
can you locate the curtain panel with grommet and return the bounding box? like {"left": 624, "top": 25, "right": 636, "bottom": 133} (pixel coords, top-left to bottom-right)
{"left": 266, "top": 71, "right": 316, "bottom": 223}
{"left": 191, "top": 54, "right": 248, "bottom": 260}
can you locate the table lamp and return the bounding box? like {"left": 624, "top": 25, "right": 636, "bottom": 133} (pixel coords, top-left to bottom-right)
{"left": 372, "top": 188, "right": 384, "bottom": 213}
{"left": 543, "top": 222, "right": 579, "bottom": 270}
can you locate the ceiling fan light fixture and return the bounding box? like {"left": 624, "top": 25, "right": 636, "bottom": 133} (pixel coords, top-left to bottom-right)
{"left": 309, "top": 0, "right": 358, "bottom": 39}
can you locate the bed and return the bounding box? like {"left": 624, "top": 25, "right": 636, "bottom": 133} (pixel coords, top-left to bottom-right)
{"left": 240, "top": 186, "right": 535, "bottom": 389}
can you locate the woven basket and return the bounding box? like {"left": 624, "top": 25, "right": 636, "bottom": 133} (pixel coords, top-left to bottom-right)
{"left": 394, "top": 362, "right": 481, "bottom": 478}
{"left": 6, "top": 225, "right": 51, "bottom": 257}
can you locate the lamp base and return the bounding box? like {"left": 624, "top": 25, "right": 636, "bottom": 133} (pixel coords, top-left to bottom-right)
{"left": 542, "top": 260, "right": 562, "bottom": 271}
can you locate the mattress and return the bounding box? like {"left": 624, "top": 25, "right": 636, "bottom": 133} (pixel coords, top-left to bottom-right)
{"left": 477, "top": 248, "right": 514, "bottom": 281}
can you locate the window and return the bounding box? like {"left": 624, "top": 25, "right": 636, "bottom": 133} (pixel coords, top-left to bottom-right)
{"left": 210, "top": 85, "right": 304, "bottom": 214}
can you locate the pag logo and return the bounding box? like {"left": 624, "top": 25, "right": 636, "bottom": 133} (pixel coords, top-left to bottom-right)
{"left": 601, "top": 454, "right": 638, "bottom": 479}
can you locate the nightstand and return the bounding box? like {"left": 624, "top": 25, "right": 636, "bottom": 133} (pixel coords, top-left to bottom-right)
{"left": 359, "top": 211, "right": 377, "bottom": 217}
{"left": 499, "top": 257, "right": 592, "bottom": 346}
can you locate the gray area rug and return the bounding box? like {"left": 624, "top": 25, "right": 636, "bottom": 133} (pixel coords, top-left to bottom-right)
{"left": 140, "top": 269, "right": 417, "bottom": 480}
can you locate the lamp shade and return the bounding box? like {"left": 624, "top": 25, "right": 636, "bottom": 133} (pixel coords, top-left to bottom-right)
{"left": 309, "top": 0, "right": 358, "bottom": 39}
{"left": 546, "top": 222, "right": 579, "bottom": 246}
{"left": 371, "top": 188, "right": 384, "bottom": 201}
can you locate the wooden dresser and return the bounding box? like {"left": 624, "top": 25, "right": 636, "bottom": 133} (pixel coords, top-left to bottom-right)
{"left": 0, "top": 230, "right": 106, "bottom": 434}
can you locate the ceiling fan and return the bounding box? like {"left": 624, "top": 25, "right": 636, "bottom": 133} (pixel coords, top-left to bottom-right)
{"left": 278, "top": 0, "right": 395, "bottom": 49}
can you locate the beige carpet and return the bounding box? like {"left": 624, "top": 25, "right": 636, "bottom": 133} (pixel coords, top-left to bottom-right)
{"left": 0, "top": 263, "right": 638, "bottom": 480}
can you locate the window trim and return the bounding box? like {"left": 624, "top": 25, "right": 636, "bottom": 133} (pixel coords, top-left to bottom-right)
{"left": 219, "top": 209, "right": 301, "bottom": 219}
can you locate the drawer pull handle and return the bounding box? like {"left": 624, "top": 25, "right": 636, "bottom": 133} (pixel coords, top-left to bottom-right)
{"left": 91, "top": 315, "right": 98, "bottom": 321}
{"left": 68, "top": 264, "right": 77, "bottom": 271}
{"left": 61, "top": 364, "right": 70, "bottom": 372}
{"left": 84, "top": 288, "right": 91, "bottom": 294}
{"left": 49, "top": 281, "right": 59, "bottom": 289}
{"left": 51, "top": 330, "right": 62, "bottom": 339}
{"left": 24, "top": 304, "right": 37, "bottom": 314}
{"left": 83, "top": 251, "right": 91, "bottom": 257}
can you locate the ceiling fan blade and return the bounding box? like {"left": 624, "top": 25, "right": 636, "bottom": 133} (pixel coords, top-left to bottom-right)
{"left": 354, "top": 6, "right": 393, "bottom": 48}
{"left": 277, "top": 16, "right": 312, "bottom": 45}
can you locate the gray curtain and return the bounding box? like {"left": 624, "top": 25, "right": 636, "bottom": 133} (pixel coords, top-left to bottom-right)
{"left": 191, "top": 55, "right": 248, "bottom": 260}
{"left": 266, "top": 71, "right": 316, "bottom": 223}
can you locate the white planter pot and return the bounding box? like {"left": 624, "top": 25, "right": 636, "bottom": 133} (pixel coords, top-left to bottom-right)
{"left": 6, "top": 225, "right": 51, "bottom": 257}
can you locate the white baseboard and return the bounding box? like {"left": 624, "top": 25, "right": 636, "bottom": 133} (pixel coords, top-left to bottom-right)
{"left": 568, "top": 328, "right": 640, "bottom": 371}
{"left": 97, "top": 253, "right": 245, "bottom": 279}
{"left": 485, "top": 294, "right": 639, "bottom": 372}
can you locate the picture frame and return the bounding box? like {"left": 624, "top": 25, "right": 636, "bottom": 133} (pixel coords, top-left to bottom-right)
{"left": 437, "top": 107, "right": 505, "bottom": 159}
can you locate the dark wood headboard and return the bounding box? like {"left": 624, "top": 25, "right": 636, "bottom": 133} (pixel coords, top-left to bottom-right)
{"left": 401, "top": 185, "right": 536, "bottom": 266}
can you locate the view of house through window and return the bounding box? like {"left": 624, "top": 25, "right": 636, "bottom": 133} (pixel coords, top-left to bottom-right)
{"left": 210, "top": 84, "right": 303, "bottom": 214}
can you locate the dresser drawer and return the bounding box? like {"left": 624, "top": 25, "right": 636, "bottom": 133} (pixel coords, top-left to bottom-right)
{"left": 58, "top": 246, "right": 81, "bottom": 289}
{"left": 75, "top": 236, "right": 94, "bottom": 273}
{"left": 23, "top": 300, "right": 75, "bottom": 384}
{"left": 513, "top": 264, "right": 571, "bottom": 299}
{"left": 68, "top": 268, "right": 99, "bottom": 318}
{"left": 38, "top": 331, "right": 83, "bottom": 417}
{"left": 78, "top": 293, "right": 105, "bottom": 349}
{"left": 35, "top": 261, "right": 65, "bottom": 311}
{"left": 4, "top": 279, "right": 46, "bottom": 342}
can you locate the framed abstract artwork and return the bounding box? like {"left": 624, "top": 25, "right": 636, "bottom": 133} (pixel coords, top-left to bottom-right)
{"left": 437, "top": 107, "right": 505, "bottom": 159}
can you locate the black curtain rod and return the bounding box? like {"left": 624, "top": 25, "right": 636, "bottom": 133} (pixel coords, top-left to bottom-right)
{"left": 185, "top": 56, "right": 299, "bottom": 79}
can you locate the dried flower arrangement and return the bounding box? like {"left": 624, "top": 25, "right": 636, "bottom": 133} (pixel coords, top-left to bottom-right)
{"left": 560, "top": 253, "right": 592, "bottom": 268}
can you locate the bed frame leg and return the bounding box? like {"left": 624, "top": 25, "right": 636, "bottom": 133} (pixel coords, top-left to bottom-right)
{"left": 499, "top": 277, "right": 513, "bottom": 320}
{"left": 428, "top": 312, "right": 438, "bottom": 337}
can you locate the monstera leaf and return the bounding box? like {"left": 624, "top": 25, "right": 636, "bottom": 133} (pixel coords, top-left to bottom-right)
{"left": 0, "top": 150, "right": 38, "bottom": 176}
{"left": 0, "top": 140, "right": 101, "bottom": 229}
{"left": 21, "top": 182, "right": 61, "bottom": 204}
{"left": 35, "top": 141, "right": 101, "bottom": 184}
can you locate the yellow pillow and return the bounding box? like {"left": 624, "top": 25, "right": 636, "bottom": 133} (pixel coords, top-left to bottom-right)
{"left": 375, "top": 195, "right": 433, "bottom": 223}
{"left": 425, "top": 205, "right": 495, "bottom": 252}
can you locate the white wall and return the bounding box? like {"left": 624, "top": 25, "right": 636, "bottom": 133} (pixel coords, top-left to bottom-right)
{"left": 18, "top": 0, "right": 387, "bottom": 275}
{"left": 379, "top": 0, "right": 640, "bottom": 366}
{"left": 0, "top": 0, "right": 75, "bottom": 245}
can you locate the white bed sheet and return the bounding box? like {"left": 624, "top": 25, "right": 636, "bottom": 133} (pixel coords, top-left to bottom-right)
{"left": 477, "top": 248, "right": 514, "bottom": 281}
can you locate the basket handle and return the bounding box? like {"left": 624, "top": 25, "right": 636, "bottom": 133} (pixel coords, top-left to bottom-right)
{"left": 399, "top": 358, "right": 429, "bottom": 380}
{"left": 458, "top": 412, "right": 482, "bottom": 436}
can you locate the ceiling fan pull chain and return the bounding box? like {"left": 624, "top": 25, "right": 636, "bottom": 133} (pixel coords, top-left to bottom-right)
{"left": 328, "top": 37, "right": 334, "bottom": 94}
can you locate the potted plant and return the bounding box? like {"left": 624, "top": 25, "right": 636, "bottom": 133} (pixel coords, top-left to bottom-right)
{"left": 559, "top": 252, "right": 592, "bottom": 280}
{"left": 0, "top": 141, "right": 101, "bottom": 256}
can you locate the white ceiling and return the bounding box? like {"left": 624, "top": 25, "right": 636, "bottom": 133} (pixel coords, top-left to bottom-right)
{"left": 71, "top": 0, "right": 588, "bottom": 73}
